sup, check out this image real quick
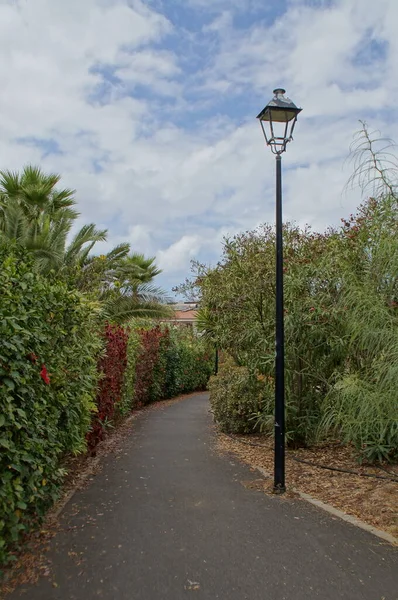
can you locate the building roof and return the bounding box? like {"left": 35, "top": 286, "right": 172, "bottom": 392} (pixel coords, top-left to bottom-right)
{"left": 173, "top": 309, "right": 197, "bottom": 321}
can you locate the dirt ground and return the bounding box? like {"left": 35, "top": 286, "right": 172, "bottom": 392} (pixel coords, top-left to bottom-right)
{"left": 215, "top": 432, "right": 398, "bottom": 540}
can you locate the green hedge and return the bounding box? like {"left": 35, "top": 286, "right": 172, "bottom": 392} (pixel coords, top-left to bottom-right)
{"left": 0, "top": 248, "right": 101, "bottom": 565}
{"left": 0, "top": 248, "right": 213, "bottom": 567}
{"left": 121, "top": 323, "right": 213, "bottom": 410}
{"left": 170, "top": 327, "right": 213, "bottom": 395}
{"left": 119, "top": 328, "right": 141, "bottom": 417}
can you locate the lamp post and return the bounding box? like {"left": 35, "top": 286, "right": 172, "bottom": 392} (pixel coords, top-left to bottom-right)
{"left": 257, "top": 89, "right": 302, "bottom": 493}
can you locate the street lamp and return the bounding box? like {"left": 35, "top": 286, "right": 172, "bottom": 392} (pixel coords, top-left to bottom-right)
{"left": 257, "top": 88, "right": 302, "bottom": 493}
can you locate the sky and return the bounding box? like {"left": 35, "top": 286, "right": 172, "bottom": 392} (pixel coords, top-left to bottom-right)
{"left": 1, "top": 0, "right": 398, "bottom": 295}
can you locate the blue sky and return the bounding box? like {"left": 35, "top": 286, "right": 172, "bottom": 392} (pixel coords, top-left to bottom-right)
{"left": 0, "top": 0, "right": 397, "bottom": 294}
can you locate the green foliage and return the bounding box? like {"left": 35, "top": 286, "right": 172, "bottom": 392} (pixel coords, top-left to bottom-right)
{"left": 197, "top": 191, "right": 398, "bottom": 459}
{"left": 168, "top": 327, "right": 213, "bottom": 395}
{"left": 208, "top": 360, "right": 268, "bottom": 434}
{"left": 0, "top": 246, "right": 101, "bottom": 564}
{"left": 317, "top": 196, "right": 398, "bottom": 461}
{"left": 321, "top": 375, "right": 398, "bottom": 463}
{"left": 200, "top": 122, "right": 398, "bottom": 455}
{"left": 198, "top": 223, "right": 340, "bottom": 444}
{"left": 149, "top": 328, "right": 170, "bottom": 402}
{"left": 119, "top": 328, "right": 141, "bottom": 417}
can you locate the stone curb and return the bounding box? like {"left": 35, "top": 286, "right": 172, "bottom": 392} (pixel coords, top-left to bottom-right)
{"left": 254, "top": 466, "right": 398, "bottom": 547}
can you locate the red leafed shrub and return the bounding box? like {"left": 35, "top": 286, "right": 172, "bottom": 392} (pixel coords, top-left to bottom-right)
{"left": 88, "top": 323, "right": 213, "bottom": 449}
{"left": 87, "top": 323, "right": 128, "bottom": 448}
{"left": 134, "top": 327, "right": 163, "bottom": 405}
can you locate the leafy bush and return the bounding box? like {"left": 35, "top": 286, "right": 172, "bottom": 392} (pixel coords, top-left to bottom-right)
{"left": 0, "top": 247, "right": 101, "bottom": 564}
{"left": 321, "top": 375, "right": 398, "bottom": 463}
{"left": 87, "top": 324, "right": 128, "bottom": 448}
{"left": 200, "top": 224, "right": 342, "bottom": 444}
{"left": 208, "top": 360, "right": 268, "bottom": 433}
{"left": 162, "top": 327, "right": 180, "bottom": 398}
{"left": 119, "top": 328, "right": 141, "bottom": 416}
{"left": 197, "top": 193, "right": 398, "bottom": 457}
{"left": 0, "top": 266, "right": 213, "bottom": 567}
{"left": 170, "top": 327, "right": 213, "bottom": 395}
{"left": 150, "top": 328, "right": 170, "bottom": 402}
{"left": 318, "top": 246, "right": 398, "bottom": 462}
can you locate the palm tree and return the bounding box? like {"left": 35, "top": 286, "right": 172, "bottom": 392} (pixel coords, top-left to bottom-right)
{"left": 71, "top": 245, "right": 171, "bottom": 322}
{"left": 64, "top": 224, "right": 108, "bottom": 267}
{"left": 122, "top": 253, "right": 162, "bottom": 283}
{"left": 0, "top": 165, "right": 79, "bottom": 272}
{"left": 0, "top": 165, "right": 171, "bottom": 323}
{"left": 0, "top": 165, "right": 79, "bottom": 214}
{"left": 0, "top": 165, "right": 78, "bottom": 223}
{"left": 0, "top": 199, "right": 71, "bottom": 271}
{"left": 195, "top": 305, "right": 217, "bottom": 342}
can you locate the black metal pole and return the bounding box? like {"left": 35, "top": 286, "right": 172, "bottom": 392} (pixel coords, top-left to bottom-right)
{"left": 274, "top": 154, "right": 285, "bottom": 493}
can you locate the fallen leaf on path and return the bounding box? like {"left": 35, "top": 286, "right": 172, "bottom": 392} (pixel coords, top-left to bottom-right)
{"left": 185, "top": 580, "right": 201, "bottom": 591}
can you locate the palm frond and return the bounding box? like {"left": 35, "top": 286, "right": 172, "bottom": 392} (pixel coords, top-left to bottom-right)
{"left": 0, "top": 170, "right": 21, "bottom": 198}
{"left": 64, "top": 224, "right": 108, "bottom": 266}
{"left": 104, "top": 243, "right": 131, "bottom": 263}
{"left": 0, "top": 202, "right": 28, "bottom": 242}
{"left": 101, "top": 294, "right": 172, "bottom": 324}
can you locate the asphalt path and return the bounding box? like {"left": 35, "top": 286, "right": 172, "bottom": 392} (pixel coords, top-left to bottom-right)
{"left": 9, "top": 393, "right": 398, "bottom": 599}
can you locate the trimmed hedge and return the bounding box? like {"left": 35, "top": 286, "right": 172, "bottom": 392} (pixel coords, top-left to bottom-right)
{"left": 119, "top": 328, "right": 141, "bottom": 418}
{"left": 169, "top": 327, "right": 212, "bottom": 395}
{"left": 0, "top": 248, "right": 101, "bottom": 565}
{"left": 0, "top": 249, "right": 213, "bottom": 566}
{"left": 89, "top": 323, "right": 213, "bottom": 447}
{"left": 121, "top": 323, "right": 213, "bottom": 411}
{"left": 134, "top": 327, "right": 164, "bottom": 406}
{"left": 87, "top": 324, "right": 128, "bottom": 448}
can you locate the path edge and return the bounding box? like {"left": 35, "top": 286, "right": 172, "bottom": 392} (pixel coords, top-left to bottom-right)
{"left": 254, "top": 466, "right": 398, "bottom": 547}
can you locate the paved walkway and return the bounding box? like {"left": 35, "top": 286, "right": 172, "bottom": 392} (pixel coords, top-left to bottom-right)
{"left": 9, "top": 393, "right": 397, "bottom": 599}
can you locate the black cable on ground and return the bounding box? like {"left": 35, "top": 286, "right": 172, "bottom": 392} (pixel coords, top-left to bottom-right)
{"left": 290, "top": 455, "right": 398, "bottom": 483}
{"left": 223, "top": 433, "right": 398, "bottom": 484}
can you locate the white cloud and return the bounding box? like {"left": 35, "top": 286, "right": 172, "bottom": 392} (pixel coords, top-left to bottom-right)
{"left": 157, "top": 235, "right": 202, "bottom": 273}
{"left": 0, "top": 0, "right": 170, "bottom": 138}
{"left": 115, "top": 49, "right": 181, "bottom": 96}
{"left": 0, "top": 0, "right": 397, "bottom": 294}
